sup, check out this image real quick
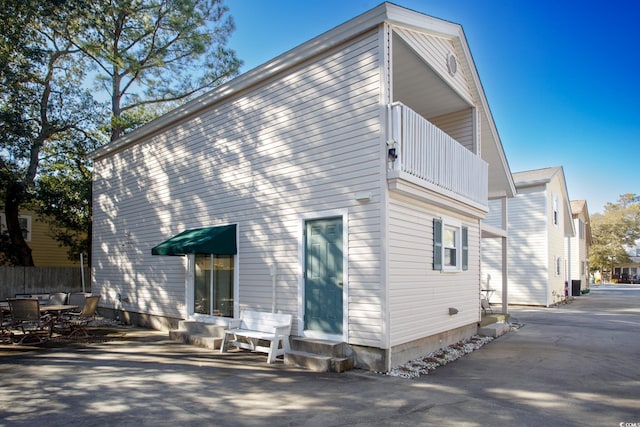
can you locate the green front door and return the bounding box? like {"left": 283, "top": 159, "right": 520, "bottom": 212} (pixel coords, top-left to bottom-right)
{"left": 304, "top": 217, "right": 343, "bottom": 335}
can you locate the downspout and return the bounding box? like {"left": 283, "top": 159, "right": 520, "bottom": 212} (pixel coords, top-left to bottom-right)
{"left": 501, "top": 196, "right": 508, "bottom": 314}
{"left": 566, "top": 235, "right": 572, "bottom": 296}
{"left": 381, "top": 22, "right": 392, "bottom": 373}
{"left": 270, "top": 264, "right": 277, "bottom": 313}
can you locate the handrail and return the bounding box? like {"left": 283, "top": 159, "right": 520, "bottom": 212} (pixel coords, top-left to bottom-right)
{"left": 388, "top": 102, "right": 488, "bottom": 205}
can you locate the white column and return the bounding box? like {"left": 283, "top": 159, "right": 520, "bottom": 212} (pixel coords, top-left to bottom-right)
{"left": 501, "top": 197, "right": 509, "bottom": 314}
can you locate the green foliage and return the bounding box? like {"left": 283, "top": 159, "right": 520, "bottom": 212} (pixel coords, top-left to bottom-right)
{"left": 589, "top": 194, "right": 640, "bottom": 276}
{"left": 63, "top": 0, "right": 242, "bottom": 140}
{"left": 0, "top": 1, "right": 99, "bottom": 265}
{"left": 35, "top": 131, "right": 100, "bottom": 262}
{"left": 1, "top": 0, "right": 240, "bottom": 265}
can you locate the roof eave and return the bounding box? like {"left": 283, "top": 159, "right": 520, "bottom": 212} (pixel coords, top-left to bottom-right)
{"left": 91, "top": 3, "right": 396, "bottom": 160}
{"left": 89, "top": 0, "right": 514, "bottom": 192}
{"left": 443, "top": 18, "right": 516, "bottom": 199}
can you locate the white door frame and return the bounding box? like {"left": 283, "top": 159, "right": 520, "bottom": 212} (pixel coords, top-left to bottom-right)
{"left": 298, "top": 209, "right": 349, "bottom": 342}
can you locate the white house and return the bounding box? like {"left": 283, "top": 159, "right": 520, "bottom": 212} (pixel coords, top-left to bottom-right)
{"left": 90, "top": 3, "right": 514, "bottom": 371}
{"left": 483, "top": 166, "right": 574, "bottom": 307}
{"left": 613, "top": 244, "right": 640, "bottom": 283}
{"left": 567, "top": 200, "right": 591, "bottom": 294}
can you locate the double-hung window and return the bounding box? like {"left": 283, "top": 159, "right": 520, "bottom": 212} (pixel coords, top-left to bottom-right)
{"left": 443, "top": 225, "right": 458, "bottom": 267}
{"left": 433, "top": 218, "right": 468, "bottom": 272}
{"left": 0, "top": 213, "right": 32, "bottom": 242}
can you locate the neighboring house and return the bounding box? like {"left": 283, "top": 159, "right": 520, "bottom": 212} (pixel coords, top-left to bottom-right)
{"left": 612, "top": 245, "right": 640, "bottom": 283}
{"left": 483, "top": 167, "right": 574, "bottom": 307}
{"left": 90, "top": 3, "right": 514, "bottom": 371}
{"left": 0, "top": 209, "right": 80, "bottom": 267}
{"left": 566, "top": 200, "right": 592, "bottom": 293}
{"left": 480, "top": 197, "right": 510, "bottom": 313}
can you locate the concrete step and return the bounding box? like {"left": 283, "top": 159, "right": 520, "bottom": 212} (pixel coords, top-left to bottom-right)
{"left": 284, "top": 350, "right": 354, "bottom": 373}
{"left": 285, "top": 351, "right": 332, "bottom": 372}
{"left": 169, "top": 321, "right": 226, "bottom": 350}
{"left": 169, "top": 330, "right": 221, "bottom": 350}
{"left": 290, "top": 337, "right": 350, "bottom": 357}
{"left": 176, "top": 320, "right": 225, "bottom": 336}
{"left": 286, "top": 337, "right": 354, "bottom": 372}
{"left": 330, "top": 356, "right": 355, "bottom": 373}
{"left": 479, "top": 313, "right": 510, "bottom": 327}
{"left": 478, "top": 322, "right": 511, "bottom": 338}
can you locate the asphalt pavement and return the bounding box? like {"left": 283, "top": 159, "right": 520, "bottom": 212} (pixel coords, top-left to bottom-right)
{"left": 1, "top": 285, "right": 639, "bottom": 426}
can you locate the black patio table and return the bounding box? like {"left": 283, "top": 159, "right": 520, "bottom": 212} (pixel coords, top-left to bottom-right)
{"left": 0, "top": 302, "right": 77, "bottom": 313}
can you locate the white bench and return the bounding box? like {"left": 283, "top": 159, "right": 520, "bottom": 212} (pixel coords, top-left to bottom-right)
{"left": 220, "top": 310, "right": 292, "bottom": 363}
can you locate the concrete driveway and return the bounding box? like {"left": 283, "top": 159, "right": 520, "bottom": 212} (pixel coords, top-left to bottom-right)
{"left": 1, "top": 286, "right": 639, "bottom": 426}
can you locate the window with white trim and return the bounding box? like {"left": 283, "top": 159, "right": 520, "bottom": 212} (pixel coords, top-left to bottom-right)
{"left": 555, "top": 256, "right": 561, "bottom": 276}
{"left": 0, "top": 213, "right": 32, "bottom": 242}
{"left": 443, "top": 225, "right": 458, "bottom": 267}
{"left": 194, "top": 254, "right": 234, "bottom": 318}
{"left": 433, "top": 218, "right": 468, "bottom": 272}
{"left": 552, "top": 194, "right": 559, "bottom": 226}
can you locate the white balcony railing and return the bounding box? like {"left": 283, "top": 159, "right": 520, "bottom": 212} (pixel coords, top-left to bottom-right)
{"left": 387, "top": 102, "right": 488, "bottom": 206}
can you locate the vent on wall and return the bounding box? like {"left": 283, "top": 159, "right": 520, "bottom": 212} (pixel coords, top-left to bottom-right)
{"left": 447, "top": 52, "right": 458, "bottom": 76}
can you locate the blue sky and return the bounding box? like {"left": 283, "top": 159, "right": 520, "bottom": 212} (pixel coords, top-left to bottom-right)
{"left": 226, "top": 0, "right": 639, "bottom": 214}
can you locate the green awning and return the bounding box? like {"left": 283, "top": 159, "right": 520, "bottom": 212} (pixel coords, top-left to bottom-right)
{"left": 151, "top": 225, "right": 237, "bottom": 256}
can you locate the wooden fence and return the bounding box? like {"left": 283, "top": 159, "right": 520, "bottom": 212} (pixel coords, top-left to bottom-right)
{"left": 0, "top": 266, "right": 90, "bottom": 301}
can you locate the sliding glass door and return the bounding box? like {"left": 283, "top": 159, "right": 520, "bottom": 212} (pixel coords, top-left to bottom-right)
{"left": 194, "top": 254, "right": 234, "bottom": 317}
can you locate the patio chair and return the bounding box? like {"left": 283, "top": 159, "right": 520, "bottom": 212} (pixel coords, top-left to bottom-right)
{"left": 48, "top": 292, "right": 68, "bottom": 305}
{"left": 7, "top": 299, "right": 53, "bottom": 344}
{"left": 32, "top": 294, "right": 51, "bottom": 306}
{"left": 59, "top": 295, "right": 101, "bottom": 338}
{"left": 1, "top": 305, "right": 12, "bottom": 343}
{"left": 67, "top": 292, "right": 91, "bottom": 313}
{"left": 481, "top": 295, "right": 493, "bottom": 314}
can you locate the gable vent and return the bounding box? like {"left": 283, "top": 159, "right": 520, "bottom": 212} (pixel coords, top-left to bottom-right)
{"left": 447, "top": 52, "right": 458, "bottom": 76}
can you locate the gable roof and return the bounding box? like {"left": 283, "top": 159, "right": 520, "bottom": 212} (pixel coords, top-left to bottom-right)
{"left": 513, "top": 166, "right": 563, "bottom": 187}
{"left": 513, "top": 166, "right": 575, "bottom": 237}
{"left": 90, "top": 3, "right": 396, "bottom": 160}
{"left": 570, "top": 199, "right": 592, "bottom": 244}
{"left": 89, "top": 3, "right": 515, "bottom": 199}
{"left": 570, "top": 200, "right": 587, "bottom": 218}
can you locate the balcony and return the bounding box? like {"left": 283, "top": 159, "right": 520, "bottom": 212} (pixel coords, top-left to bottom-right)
{"left": 387, "top": 102, "right": 488, "bottom": 210}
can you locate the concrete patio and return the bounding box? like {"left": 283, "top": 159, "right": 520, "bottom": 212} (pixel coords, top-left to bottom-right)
{"left": 1, "top": 285, "right": 639, "bottom": 426}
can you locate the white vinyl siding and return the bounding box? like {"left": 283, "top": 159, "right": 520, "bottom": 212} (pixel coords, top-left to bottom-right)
{"left": 484, "top": 198, "right": 506, "bottom": 229}
{"left": 481, "top": 237, "right": 503, "bottom": 291}
{"left": 546, "top": 178, "right": 568, "bottom": 303}
{"left": 567, "top": 212, "right": 589, "bottom": 289}
{"left": 92, "top": 29, "right": 384, "bottom": 342}
{"left": 393, "top": 27, "right": 472, "bottom": 103}
{"left": 430, "top": 108, "right": 475, "bottom": 152}
{"left": 387, "top": 193, "right": 479, "bottom": 347}
{"left": 502, "top": 171, "right": 571, "bottom": 306}
{"left": 505, "top": 186, "right": 548, "bottom": 306}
